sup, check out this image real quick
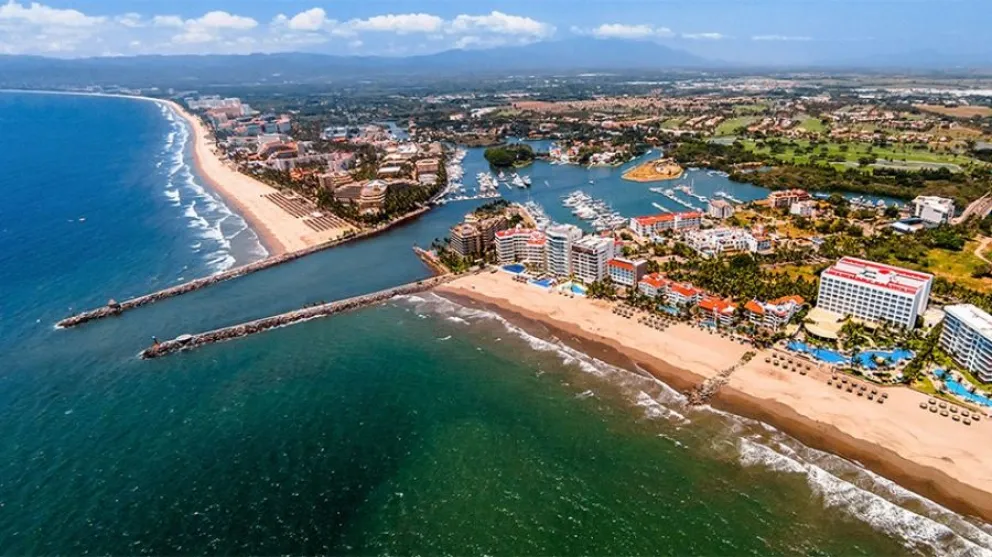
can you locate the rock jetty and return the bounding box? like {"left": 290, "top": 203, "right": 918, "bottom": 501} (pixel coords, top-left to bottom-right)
{"left": 57, "top": 206, "right": 430, "bottom": 329}
{"left": 140, "top": 274, "right": 452, "bottom": 359}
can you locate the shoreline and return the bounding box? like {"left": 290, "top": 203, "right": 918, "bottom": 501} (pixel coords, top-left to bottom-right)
{"left": 621, "top": 158, "right": 685, "bottom": 182}
{"left": 437, "top": 275, "right": 992, "bottom": 525}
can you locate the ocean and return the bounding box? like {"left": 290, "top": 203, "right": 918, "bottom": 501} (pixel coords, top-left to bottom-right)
{"left": 0, "top": 91, "right": 989, "bottom": 555}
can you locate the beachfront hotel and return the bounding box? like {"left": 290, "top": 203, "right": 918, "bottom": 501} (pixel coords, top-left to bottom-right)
{"left": 546, "top": 224, "right": 584, "bottom": 277}
{"left": 698, "top": 296, "right": 737, "bottom": 327}
{"left": 495, "top": 227, "right": 548, "bottom": 270}
{"left": 815, "top": 257, "right": 933, "bottom": 329}
{"left": 667, "top": 282, "right": 704, "bottom": 307}
{"left": 745, "top": 296, "right": 805, "bottom": 329}
{"left": 638, "top": 273, "right": 670, "bottom": 298}
{"left": 683, "top": 227, "right": 771, "bottom": 258}
{"left": 571, "top": 236, "right": 617, "bottom": 284}
{"left": 606, "top": 258, "right": 647, "bottom": 287}
{"left": 629, "top": 211, "right": 702, "bottom": 238}
{"left": 939, "top": 304, "right": 992, "bottom": 383}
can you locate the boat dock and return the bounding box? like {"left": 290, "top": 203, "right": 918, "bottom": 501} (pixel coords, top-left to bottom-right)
{"left": 57, "top": 206, "right": 430, "bottom": 329}
{"left": 140, "top": 275, "right": 454, "bottom": 359}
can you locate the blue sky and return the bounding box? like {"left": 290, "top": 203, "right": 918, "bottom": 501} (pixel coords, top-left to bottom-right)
{"left": 0, "top": 0, "right": 988, "bottom": 64}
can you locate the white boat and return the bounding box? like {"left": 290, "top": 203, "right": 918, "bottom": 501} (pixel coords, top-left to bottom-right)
{"left": 522, "top": 175, "right": 532, "bottom": 186}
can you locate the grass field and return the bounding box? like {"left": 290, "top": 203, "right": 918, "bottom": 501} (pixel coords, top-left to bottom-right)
{"left": 734, "top": 104, "right": 768, "bottom": 115}
{"left": 715, "top": 116, "right": 758, "bottom": 136}
{"left": 740, "top": 138, "right": 979, "bottom": 169}
{"left": 915, "top": 104, "right": 992, "bottom": 119}
{"left": 661, "top": 117, "right": 686, "bottom": 128}
{"left": 799, "top": 117, "right": 826, "bottom": 132}
{"left": 879, "top": 241, "right": 992, "bottom": 291}
{"left": 767, "top": 264, "right": 820, "bottom": 282}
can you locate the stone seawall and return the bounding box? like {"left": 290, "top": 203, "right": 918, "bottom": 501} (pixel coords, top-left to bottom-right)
{"left": 57, "top": 206, "right": 431, "bottom": 329}
{"left": 139, "top": 274, "right": 452, "bottom": 359}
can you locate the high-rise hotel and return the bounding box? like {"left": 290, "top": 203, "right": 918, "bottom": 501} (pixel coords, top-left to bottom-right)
{"left": 940, "top": 304, "right": 992, "bottom": 383}
{"left": 816, "top": 257, "right": 933, "bottom": 329}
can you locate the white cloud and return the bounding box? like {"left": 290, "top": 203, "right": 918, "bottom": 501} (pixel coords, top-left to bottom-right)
{"left": 683, "top": 32, "right": 725, "bottom": 40}
{"left": 752, "top": 34, "right": 811, "bottom": 41}
{"left": 450, "top": 11, "right": 554, "bottom": 37}
{"left": 349, "top": 13, "right": 444, "bottom": 34}
{"left": 287, "top": 8, "right": 327, "bottom": 31}
{"left": 591, "top": 23, "right": 673, "bottom": 40}
{"left": 193, "top": 11, "right": 257, "bottom": 31}
{"left": 0, "top": 1, "right": 104, "bottom": 27}
{"left": 115, "top": 13, "right": 142, "bottom": 28}
{"left": 151, "top": 15, "right": 184, "bottom": 28}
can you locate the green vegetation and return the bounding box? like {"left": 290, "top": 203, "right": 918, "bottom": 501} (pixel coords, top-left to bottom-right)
{"left": 739, "top": 138, "right": 977, "bottom": 168}
{"left": 799, "top": 118, "right": 826, "bottom": 133}
{"left": 484, "top": 144, "right": 535, "bottom": 168}
{"left": 715, "top": 117, "right": 757, "bottom": 136}
{"left": 663, "top": 253, "right": 818, "bottom": 304}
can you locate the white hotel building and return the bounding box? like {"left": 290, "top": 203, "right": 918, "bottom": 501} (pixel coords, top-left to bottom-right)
{"left": 629, "top": 212, "right": 702, "bottom": 238}
{"left": 816, "top": 257, "right": 933, "bottom": 329}
{"left": 606, "top": 258, "right": 647, "bottom": 287}
{"left": 546, "top": 224, "right": 584, "bottom": 277}
{"left": 571, "top": 236, "right": 616, "bottom": 284}
{"left": 495, "top": 228, "right": 548, "bottom": 270}
{"left": 940, "top": 304, "right": 992, "bottom": 383}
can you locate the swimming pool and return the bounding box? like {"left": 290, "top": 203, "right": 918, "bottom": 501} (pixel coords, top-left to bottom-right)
{"left": 786, "top": 341, "right": 848, "bottom": 365}
{"left": 935, "top": 370, "right": 992, "bottom": 408}
{"left": 570, "top": 284, "right": 587, "bottom": 296}
{"left": 658, "top": 305, "right": 679, "bottom": 315}
{"left": 529, "top": 277, "right": 555, "bottom": 288}
{"left": 854, "top": 349, "right": 914, "bottom": 370}
{"left": 502, "top": 264, "right": 525, "bottom": 274}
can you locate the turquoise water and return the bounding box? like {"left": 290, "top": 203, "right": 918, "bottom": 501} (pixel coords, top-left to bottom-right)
{"left": 0, "top": 92, "right": 990, "bottom": 555}
{"left": 787, "top": 341, "right": 849, "bottom": 365}
{"left": 502, "top": 263, "right": 525, "bottom": 274}
{"left": 529, "top": 277, "right": 555, "bottom": 288}
{"left": 787, "top": 342, "right": 914, "bottom": 369}
{"left": 935, "top": 370, "right": 992, "bottom": 408}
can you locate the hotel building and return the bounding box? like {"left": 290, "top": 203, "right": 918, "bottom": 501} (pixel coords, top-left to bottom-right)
{"left": 629, "top": 211, "right": 702, "bottom": 238}
{"left": 767, "top": 189, "right": 810, "bottom": 209}
{"left": 912, "top": 196, "right": 955, "bottom": 225}
{"left": 816, "top": 257, "right": 933, "bottom": 329}
{"left": 939, "top": 304, "right": 992, "bottom": 383}
{"left": 745, "top": 296, "right": 805, "bottom": 329}
{"left": 683, "top": 227, "right": 770, "bottom": 258}
{"left": 606, "top": 258, "right": 647, "bottom": 287}
{"left": 707, "top": 199, "right": 735, "bottom": 220}
{"left": 495, "top": 228, "right": 548, "bottom": 271}
{"left": 667, "top": 282, "right": 704, "bottom": 307}
{"left": 698, "top": 296, "right": 737, "bottom": 327}
{"left": 638, "top": 273, "right": 670, "bottom": 298}
{"left": 546, "top": 224, "right": 584, "bottom": 277}
{"left": 571, "top": 236, "right": 617, "bottom": 284}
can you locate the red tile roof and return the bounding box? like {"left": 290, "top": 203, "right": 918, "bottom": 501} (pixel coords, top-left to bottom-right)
{"left": 699, "top": 296, "right": 736, "bottom": 314}
{"left": 633, "top": 211, "right": 702, "bottom": 225}
{"left": 607, "top": 258, "right": 634, "bottom": 271}
{"left": 639, "top": 273, "right": 668, "bottom": 289}
{"left": 669, "top": 282, "right": 702, "bottom": 297}
{"left": 745, "top": 300, "right": 765, "bottom": 315}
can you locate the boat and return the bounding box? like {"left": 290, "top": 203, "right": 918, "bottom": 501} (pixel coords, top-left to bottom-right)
{"left": 522, "top": 175, "right": 532, "bottom": 186}
{"left": 651, "top": 202, "right": 671, "bottom": 213}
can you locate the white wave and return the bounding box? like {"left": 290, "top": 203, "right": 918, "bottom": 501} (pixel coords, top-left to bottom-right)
{"left": 576, "top": 389, "right": 595, "bottom": 400}
{"left": 739, "top": 438, "right": 992, "bottom": 555}
{"left": 636, "top": 391, "right": 689, "bottom": 423}
{"left": 164, "top": 188, "right": 180, "bottom": 205}
{"left": 446, "top": 316, "right": 469, "bottom": 325}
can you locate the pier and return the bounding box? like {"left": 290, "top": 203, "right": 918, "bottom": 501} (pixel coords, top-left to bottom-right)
{"left": 57, "top": 206, "right": 431, "bottom": 329}
{"left": 140, "top": 274, "right": 453, "bottom": 359}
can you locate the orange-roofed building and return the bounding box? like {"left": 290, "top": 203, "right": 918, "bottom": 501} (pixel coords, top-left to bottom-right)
{"left": 606, "top": 258, "right": 647, "bottom": 287}
{"left": 629, "top": 211, "right": 702, "bottom": 237}
{"left": 746, "top": 296, "right": 806, "bottom": 329}
{"left": 667, "top": 281, "right": 704, "bottom": 307}
{"left": 637, "top": 273, "right": 670, "bottom": 298}
{"left": 698, "top": 296, "right": 738, "bottom": 327}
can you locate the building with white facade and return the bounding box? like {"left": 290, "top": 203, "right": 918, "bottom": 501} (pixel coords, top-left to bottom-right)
{"left": 667, "top": 282, "right": 704, "bottom": 307}
{"left": 683, "top": 227, "right": 770, "bottom": 258}
{"left": 939, "top": 304, "right": 992, "bottom": 383}
{"left": 698, "top": 296, "right": 737, "bottom": 327}
{"left": 912, "top": 196, "right": 955, "bottom": 225}
{"left": 790, "top": 200, "right": 817, "bottom": 218}
{"left": 545, "top": 224, "right": 583, "bottom": 277}
{"left": 816, "top": 257, "right": 933, "bottom": 329}
{"left": 745, "top": 296, "right": 805, "bottom": 329}
{"left": 767, "top": 189, "right": 810, "bottom": 209}
{"left": 571, "top": 236, "right": 616, "bottom": 284}
{"left": 707, "top": 199, "right": 735, "bottom": 220}
{"left": 638, "top": 273, "right": 670, "bottom": 298}
{"left": 606, "top": 258, "right": 647, "bottom": 287}
{"left": 629, "top": 211, "right": 702, "bottom": 237}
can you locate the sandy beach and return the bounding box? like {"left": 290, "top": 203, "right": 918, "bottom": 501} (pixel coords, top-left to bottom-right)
{"left": 621, "top": 158, "right": 684, "bottom": 182}
{"left": 439, "top": 272, "right": 992, "bottom": 522}
{"left": 161, "top": 100, "right": 355, "bottom": 255}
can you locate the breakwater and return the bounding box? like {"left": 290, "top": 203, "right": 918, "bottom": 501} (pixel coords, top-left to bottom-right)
{"left": 140, "top": 274, "right": 453, "bottom": 359}
{"left": 57, "top": 206, "right": 431, "bottom": 329}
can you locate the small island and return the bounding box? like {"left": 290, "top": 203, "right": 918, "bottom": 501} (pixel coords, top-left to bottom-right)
{"left": 622, "top": 158, "right": 684, "bottom": 182}
{"left": 484, "top": 143, "right": 536, "bottom": 168}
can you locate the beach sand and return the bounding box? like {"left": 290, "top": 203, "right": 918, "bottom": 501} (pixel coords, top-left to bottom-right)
{"left": 621, "top": 158, "right": 684, "bottom": 182}
{"left": 438, "top": 272, "right": 992, "bottom": 522}
{"left": 163, "top": 100, "right": 356, "bottom": 255}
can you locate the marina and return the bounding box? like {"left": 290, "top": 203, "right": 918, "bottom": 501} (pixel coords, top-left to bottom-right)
{"left": 562, "top": 191, "right": 628, "bottom": 231}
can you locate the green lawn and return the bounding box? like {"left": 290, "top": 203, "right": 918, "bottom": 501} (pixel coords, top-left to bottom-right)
{"left": 799, "top": 117, "right": 826, "bottom": 132}
{"left": 734, "top": 103, "right": 768, "bottom": 115}
{"left": 715, "top": 116, "right": 758, "bottom": 136}
{"left": 740, "top": 138, "right": 979, "bottom": 168}
{"left": 661, "top": 117, "right": 686, "bottom": 128}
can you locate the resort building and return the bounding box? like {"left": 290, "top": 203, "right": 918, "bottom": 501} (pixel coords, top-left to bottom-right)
{"left": 606, "top": 258, "right": 647, "bottom": 287}
{"left": 767, "top": 189, "right": 810, "bottom": 209}
{"left": 319, "top": 171, "right": 354, "bottom": 191}
{"left": 638, "top": 273, "right": 670, "bottom": 298}
{"left": 745, "top": 296, "right": 805, "bottom": 329}
{"left": 912, "top": 196, "right": 955, "bottom": 225}
{"left": 495, "top": 228, "right": 548, "bottom": 271}
{"left": 698, "top": 297, "right": 738, "bottom": 327}
{"left": 357, "top": 181, "right": 388, "bottom": 214}
{"left": 629, "top": 211, "right": 702, "bottom": 237}
{"left": 707, "top": 199, "right": 735, "bottom": 220}
{"left": 939, "top": 304, "right": 992, "bottom": 383}
{"left": 546, "top": 224, "right": 584, "bottom": 277}
{"left": 449, "top": 223, "right": 482, "bottom": 258}
{"left": 790, "top": 200, "right": 817, "bottom": 218}
{"left": 667, "top": 282, "right": 704, "bottom": 307}
{"left": 815, "top": 257, "right": 933, "bottom": 329}
{"left": 571, "top": 236, "right": 617, "bottom": 284}
{"left": 683, "top": 227, "right": 770, "bottom": 258}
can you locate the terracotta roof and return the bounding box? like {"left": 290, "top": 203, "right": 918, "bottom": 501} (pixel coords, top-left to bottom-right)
{"left": 639, "top": 273, "right": 668, "bottom": 289}
{"left": 699, "top": 296, "right": 736, "bottom": 314}
{"left": 770, "top": 295, "right": 805, "bottom": 306}
{"left": 633, "top": 211, "right": 702, "bottom": 225}
{"left": 607, "top": 259, "right": 634, "bottom": 271}
{"left": 669, "top": 282, "right": 701, "bottom": 297}
{"left": 745, "top": 300, "right": 765, "bottom": 315}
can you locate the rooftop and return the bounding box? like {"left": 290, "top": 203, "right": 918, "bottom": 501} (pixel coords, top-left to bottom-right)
{"left": 945, "top": 304, "right": 992, "bottom": 339}
{"left": 633, "top": 211, "right": 703, "bottom": 225}
{"left": 823, "top": 256, "right": 933, "bottom": 295}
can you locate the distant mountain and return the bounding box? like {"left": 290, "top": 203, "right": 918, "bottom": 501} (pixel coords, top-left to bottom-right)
{"left": 812, "top": 49, "right": 992, "bottom": 71}
{"left": 0, "top": 39, "right": 710, "bottom": 89}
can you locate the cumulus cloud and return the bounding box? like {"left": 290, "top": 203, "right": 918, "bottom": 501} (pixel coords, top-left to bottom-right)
{"left": 449, "top": 11, "right": 554, "bottom": 37}
{"left": 0, "top": 1, "right": 103, "bottom": 27}
{"left": 590, "top": 23, "right": 673, "bottom": 40}
{"left": 348, "top": 13, "right": 444, "bottom": 34}
{"left": 752, "top": 34, "right": 811, "bottom": 41}
{"left": 682, "top": 32, "right": 725, "bottom": 40}
{"left": 287, "top": 8, "right": 328, "bottom": 31}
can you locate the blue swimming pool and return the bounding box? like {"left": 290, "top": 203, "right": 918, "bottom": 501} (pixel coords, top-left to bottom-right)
{"left": 529, "top": 277, "right": 555, "bottom": 288}
{"left": 935, "top": 370, "right": 992, "bottom": 408}
{"left": 701, "top": 319, "right": 717, "bottom": 328}
{"left": 502, "top": 264, "right": 525, "bottom": 274}
{"left": 570, "top": 284, "right": 587, "bottom": 296}
{"left": 786, "top": 341, "right": 848, "bottom": 365}
{"left": 855, "top": 349, "right": 914, "bottom": 370}
{"left": 658, "top": 305, "right": 679, "bottom": 315}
